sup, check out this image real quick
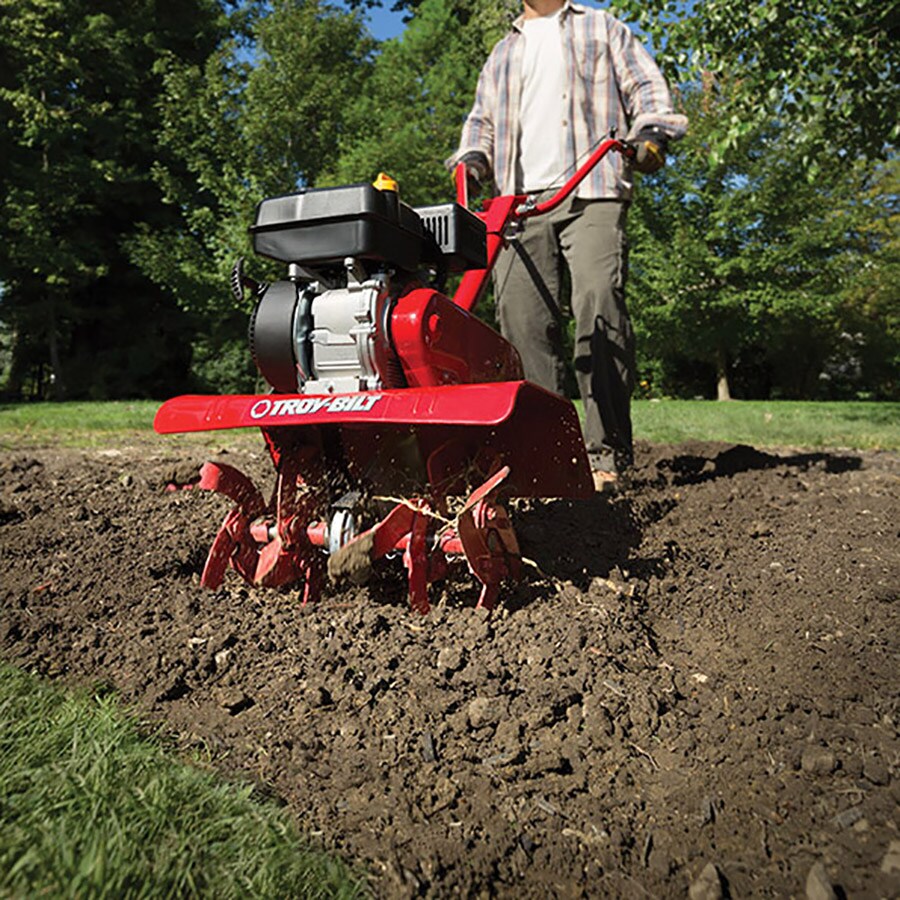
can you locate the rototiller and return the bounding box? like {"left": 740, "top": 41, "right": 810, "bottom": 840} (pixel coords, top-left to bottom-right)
{"left": 155, "top": 138, "right": 633, "bottom": 612}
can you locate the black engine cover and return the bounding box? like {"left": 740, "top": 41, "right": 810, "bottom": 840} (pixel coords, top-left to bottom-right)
{"left": 249, "top": 280, "right": 306, "bottom": 393}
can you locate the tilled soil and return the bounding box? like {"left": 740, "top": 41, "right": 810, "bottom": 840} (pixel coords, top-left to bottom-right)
{"left": 1, "top": 436, "right": 898, "bottom": 898}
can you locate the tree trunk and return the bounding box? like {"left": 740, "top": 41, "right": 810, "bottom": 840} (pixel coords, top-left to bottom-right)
{"left": 41, "top": 100, "right": 65, "bottom": 401}
{"left": 47, "top": 296, "right": 65, "bottom": 400}
{"left": 716, "top": 345, "right": 731, "bottom": 401}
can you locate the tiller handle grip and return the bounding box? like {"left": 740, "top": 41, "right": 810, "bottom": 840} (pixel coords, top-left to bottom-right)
{"left": 452, "top": 138, "right": 633, "bottom": 313}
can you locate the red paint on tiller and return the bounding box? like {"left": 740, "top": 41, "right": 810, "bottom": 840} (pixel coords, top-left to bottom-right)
{"left": 155, "top": 140, "right": 633, "bottom": 612}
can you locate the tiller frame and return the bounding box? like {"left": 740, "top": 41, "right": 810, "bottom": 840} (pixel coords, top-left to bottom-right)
{"left": 155, "top": 139, "right": 634, "bottom": 612}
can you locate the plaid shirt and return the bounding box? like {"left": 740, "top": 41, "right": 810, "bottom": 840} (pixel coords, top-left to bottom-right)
{"left": 448, "top": 2, "right": 685, "bottom": 200}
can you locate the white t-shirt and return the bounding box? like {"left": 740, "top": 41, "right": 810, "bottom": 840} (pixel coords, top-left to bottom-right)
{"left": 518, "top": 9, "right": 567, "bottom": 192}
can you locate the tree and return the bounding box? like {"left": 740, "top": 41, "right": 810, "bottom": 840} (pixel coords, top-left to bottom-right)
{"left": 129, "top": 0, "right": 374, "bottom": 391}
{"left": 322, "top": 0, "right": 512, "bottom": 203}
{"left": 828, "top": 159, "right": 900, "bottom": 399}
{"left": 611, "top": 0, "right": 899, "bottom": 164}
{"left": 0, "top": 0, "right": 227, "bottom": 399}
{"left": 629, "top": 79, "right": 896, "bottom": 400}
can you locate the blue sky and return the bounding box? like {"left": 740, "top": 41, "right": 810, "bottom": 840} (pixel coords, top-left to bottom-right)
{"left": 363, "top": 4, "right": 407, "bottom": 41}
{"left": 361, "top": 0, "right": 626, "bottom": 43}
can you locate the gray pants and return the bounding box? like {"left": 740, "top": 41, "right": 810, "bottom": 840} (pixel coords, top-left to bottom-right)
{"left": 493, "top": 197, "right": 634, "bottom": 473}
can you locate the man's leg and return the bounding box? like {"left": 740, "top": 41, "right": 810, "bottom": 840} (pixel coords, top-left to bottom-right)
{"left": 492, "top": 213, "right": 566, "bottom": 394}
{"left": 560, "top": 199, "right": 635, "bottom": 474}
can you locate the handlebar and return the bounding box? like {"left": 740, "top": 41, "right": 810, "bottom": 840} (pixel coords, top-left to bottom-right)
{"left": 516, "top": 138, "right": 635, "bottom": 218}
{"left": 451, "top": 138, "right": 634, "bottom": 313}
{"left": 454, "top": 137, "right": 634, "bottom": 218}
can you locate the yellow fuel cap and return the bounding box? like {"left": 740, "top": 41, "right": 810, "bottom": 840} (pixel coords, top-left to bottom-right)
{"left": 373, "top": 172, "right": 399, "bottom": 192}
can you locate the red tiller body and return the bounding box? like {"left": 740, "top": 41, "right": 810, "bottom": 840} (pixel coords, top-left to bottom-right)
{"left": 155, "top": 138, "right": 634, "bottom": 612}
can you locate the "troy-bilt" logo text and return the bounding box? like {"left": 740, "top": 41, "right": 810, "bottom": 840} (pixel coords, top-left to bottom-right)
{"left": 249, "top": 394, "right": 384, "bottom": 420}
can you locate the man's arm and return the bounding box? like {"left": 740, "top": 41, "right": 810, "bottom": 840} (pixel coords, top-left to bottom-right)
{"left": 606, "top": 15, "right": 687, "bottom": 165}
{"left": 445, "top": 57, "right": 498, "bottom": 182}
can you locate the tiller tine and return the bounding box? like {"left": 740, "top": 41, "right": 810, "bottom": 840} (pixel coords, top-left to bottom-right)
{"left": 198, "top": 461, "right": 265, "bottom": 511}
{"left": 198, "top": 462, "right": 266, "bottom": 589}
{"left": 326, "top": 467, "right": 519, "bottom": 614}
{"left": 404, "top": 509, "right": 432, "bottom": 615}
{"left": 328, "top": 500, "right": 446, "bottom": 614}
{"left": 456, "top": 466, "right": 521, "bottom": 610}
{"left": 196, "top": 453, "right": 325, "bottom": 601}
{"left": 254, "top": 536, "right": 322, "bottom": 604}
{"left": 254, "top": 447, "right": 323, "bottom": 601}
{"left": 201, "top": 506, "right": 253, "bottom": 590}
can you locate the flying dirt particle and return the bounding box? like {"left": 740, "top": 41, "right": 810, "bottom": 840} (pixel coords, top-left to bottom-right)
{"left": 328, "top": 531, "right": 375, "bottom": 584}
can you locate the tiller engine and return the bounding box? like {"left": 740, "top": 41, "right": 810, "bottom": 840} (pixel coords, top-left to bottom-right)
{"left": 155, "top": 140, "right": 632, "bottom": 612}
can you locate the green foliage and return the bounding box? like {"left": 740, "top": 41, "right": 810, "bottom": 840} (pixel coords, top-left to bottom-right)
{"left": 628, "top": 80, "right": 899, "bottom": 400}
{"left": 0, "top": 0, "right": 228, "bottom": 399}
{"left": 610, "top": 0, "right": 899, "bottom": 164}
{"left": 0, "top": 662, "right": 365, "bottom": 898}
{"left": 321, "top": 0, "right": 511, "bottom": 203}
{"left": 190, "top": 332, "right": 260, "bottom": 394}
{"left": 130, "top": 0, "right": 374, "bottom": 390}
{"left": 830, "top": 160, "right": 900, "bottom": 399}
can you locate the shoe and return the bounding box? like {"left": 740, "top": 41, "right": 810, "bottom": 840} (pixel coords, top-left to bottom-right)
{"left": 591, "top": 469, "right": 618, "bottom": 493}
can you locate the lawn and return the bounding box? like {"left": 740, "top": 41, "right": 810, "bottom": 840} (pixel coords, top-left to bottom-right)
{"left": 630, "top": 399, "right": 900, "bottom": 450}
{"left": 0, "top": 663, "right": 365, "bottom": 899}
{"left": 1, "top": 398, "right": 897, "bottom": 451}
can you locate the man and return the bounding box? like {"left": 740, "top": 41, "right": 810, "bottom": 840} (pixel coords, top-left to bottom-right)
{"left": 447, "top": 0, "right": 686, "bottom": 490}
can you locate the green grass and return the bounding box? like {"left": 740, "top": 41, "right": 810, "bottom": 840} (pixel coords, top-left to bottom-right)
{"left": 630, "top": 399, "right": 900, "bottom": 450}
{"left": 1, "top": 398, "right": 897, "bottom": 451}
{"left": 0, "top": 663, "right": 366, "bottom": 899}
{"left": 0, "top": 400, "right": 253, "bottom": 451}
{"left": 0, "top": 400, "right": 158, "bottom": 432}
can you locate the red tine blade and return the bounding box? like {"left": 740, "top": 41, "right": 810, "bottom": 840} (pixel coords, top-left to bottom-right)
{"left": 199, "top": 462, "right": 265, "bottom": 517}
{"left": 200, "top": 519, "right": 237, "bottom": 589}
{"left": 405, "top": 512, "right": 430, "bottom": 615}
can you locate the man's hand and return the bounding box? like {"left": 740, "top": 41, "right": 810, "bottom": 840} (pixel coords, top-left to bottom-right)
{"left": 459, "top": 151, "right": 492, "bottom": 195}
{"left": 631, "top": 127, "right": 668, "bottom": 174}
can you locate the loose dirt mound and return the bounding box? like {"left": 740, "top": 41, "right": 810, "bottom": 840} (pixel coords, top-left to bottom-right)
{"left": 1, "top": 438, "right": 898, "bottom": 898}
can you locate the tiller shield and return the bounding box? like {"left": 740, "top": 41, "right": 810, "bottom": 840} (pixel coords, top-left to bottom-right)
{"left": 155, "top": 381, "right": 591, "bottom": 611}
{"left": 155, "top": 140, "right": 633, "bottom": 612}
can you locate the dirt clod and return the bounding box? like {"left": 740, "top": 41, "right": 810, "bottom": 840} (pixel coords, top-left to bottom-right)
{"left": 327, "top": 530, "right": 375, "bottom": 583}
{"left": 1, "top": 438, "right": 898, "bottom": 897}
{"left": 801, "top": 745, "right": 837, "bottom": 775}
{"left": 863, "top": 756, "right": 891, "bottom": 786}
{"left": 689, "top": 862, "right": 725, "bottom": 900}
{"left": 881, "top": 840, "right": 900, "bottom": 875}
{"left": 805, "top": 861, "right": 838, "bottom": 900}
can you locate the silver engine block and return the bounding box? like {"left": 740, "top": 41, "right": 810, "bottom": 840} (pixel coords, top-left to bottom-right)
{"left": 299, "top": 263, "right": 391, "bottom": 394}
